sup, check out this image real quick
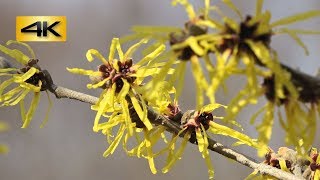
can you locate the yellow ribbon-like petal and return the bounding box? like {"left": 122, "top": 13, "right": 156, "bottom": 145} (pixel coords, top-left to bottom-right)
{"left": 271, "top": 10, "right": 320, "bottom": 27}
{"left": 103, "top": 124, "right": 126, "bottom": 157}
{"left": 124, "top": 39, "right": 148, "bottom": 61}
{"left": 0, "top": 44, "right": 29, "bottom": 65}
{"left": 86, "top": 49, "right": 108, "bottom": 64}
{"left": 22, "top": 92, "right": 40, "bottom": 128}
{"left": 144, "top": 129, "right": 157, "bottom": 174}
{"left": 209, "top": 121, "right": 258, "bottom": 148}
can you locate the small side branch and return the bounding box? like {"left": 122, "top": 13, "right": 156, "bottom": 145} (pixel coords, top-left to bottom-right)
{"left": 54, "top": 86, "right": 99, "bottom": 105}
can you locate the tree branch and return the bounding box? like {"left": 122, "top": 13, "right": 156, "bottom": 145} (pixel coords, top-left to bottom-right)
{"left": 53, "top": 85, "right": 301, "bottom": 180}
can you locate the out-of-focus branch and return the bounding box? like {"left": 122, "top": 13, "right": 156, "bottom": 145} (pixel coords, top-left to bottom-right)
{"left": 280, "top": 64, "right": 320, "bottom": 103}
{"left": 52, "top": 85, "right": 301, "bottom": 180}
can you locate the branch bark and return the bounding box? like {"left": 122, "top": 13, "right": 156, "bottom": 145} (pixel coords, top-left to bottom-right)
{"left": 53, "top": 85, "right": 301, "bottom": 180}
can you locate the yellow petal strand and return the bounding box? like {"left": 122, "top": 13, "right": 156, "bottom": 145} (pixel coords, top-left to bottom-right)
{"left": 122, "top": 99, "right": 134, "bottom": 136}
{"left": 186, "top": 37, "right": 205, "bottom": 56}
{"left": 136, "top": 137, "right": 147, "bottom": 158}
{"left": 122, "top": 133, "right": 131, "bottom": 154}
{"left": 315, "top": 170, "right": 320, "bottom": 180}
{"left": 277, "top": 28, "right": 320, "bottom": 35}
{"left": 172, "top": 0, "right": 196, "bottom": 20}
{"left": 114, "top": 38, "right": 124, "bottom": 60}
{"left": 117, "top": 79, "right": 130, "bottom": 99}
{"left": 271, "top": 10, "right": 320, "bottom": 27}
{"left": 109, "top": 83, "right": 116, "bottom": 110}
{"left": 250, "top": 105, "right": 267, "bottom": 124}
{"left": 222, "top": 0, "right": 243, "bottom": 19}
{"left": 156, "top": 130, "right": 182, "bottom": 157}
{"left": 169, "top": 61, "right": 186, "bottom": 101}
{"left": 19, "top": 81, "right": 41, "bottom": 92}
{"left": 40, "top": 91, "right": 52, "bottom": 128}
{"left": 163, "top": 135, "right": 176, "bottom": 165}
{"left": 206, "top": 54, "right": 226, "bottom": 104}
{"left": 256, "top": 0, "right": 264, "bottom": 16}
{"left": 196, "top": 128, "right": 205, "bottom": 153}
{"left": 0, "top": 68, "right": 17, "bottom": 73}
{"left": 22, "top": 92, "right": 40, "bottom": 128}
{"left": 257, "top": 102, "right": 274, "bottom": 157}
{"left": 246, "top": 40, "right": 298, "bottom": 99}
{"left": 6, "top": 40, "right": 35, "bottom": 59}
{"left": 130, "top": 95, "right": 153, "bottom": 130}
{"left": 301, "top": 105, "right": 316, "bottom": 152}
{"left": 148, "top": 57, "right": 175, "bottom": 100}
{"left": 200, "top": 124, "right": 214, "bottom": 179}
{"left": 244, "top": 170, "right": 259, "bottom": 180}
{"left": 191, "top": 56, "right": 208, "bottom": 109}
{"left": 14, "top": 67, "right": 37, "bottom": 83}
{"left": 223, "top": 17, "right": 239, "bottom": 33}
{"left": 279, "top": 159, "right": 289, "bottom": 172}
{"left": 103, "top": 124, "right": 126, "bottom": 157}
{"left": 0, "top": 44, "right": 29, "bottom": 65}
{"left": 201, "top": 103, "right": 226, "bottom": 114}
{"left": 137, "top": 44, "right": 165, "bottom": 66}
{"left": 66, "top": 68, "right": 100, "bottom": 76}
{"left": 91, "top": 89, "right": 107, "bottom": 110}
{"left": 108, "top": 38, "right": 119, "bottom": 61}
{"left": 87, "top": 78, "right": 109, "bottom": 89}
{"left": 0, "top": 79, "right": 16, "bottom": 95}
{"left": 86, "top": 49, "right": 108, "bottom": 64}
{"left": 173, "top": 132, "right": 190, "bottom": 161}
{"left": 208, "top": 121, "right": 258, "bottom": 148}
{"left": 8, "top": 88, "right": 29, "bottom": 106}
{"left": 93, "top": 93, "right": 110, "bottom": 132}
{"left": 0, "top": 86, "right": 22, "bottom": 102}
{"left": 124, "top": 39, "right": 148, "bottom": 61}
{"left": 19, "top": 100, "right": 26, "bottom": 122}
{"left": 131, "top": 26, "right": 181, "bottom": 33}
{"left": 279, "top": 28, "right": 309, "bottom": 55}
{"left": 161, "top": 132, "right": 168, "bottom": 144}
{"left": 204, "top": 0, "right": 210, "bottom": 19}
{"left": 162, "top": 130, "right": 190, "bottom": 173}
{"left": 144, "top": 129, "right": 157, "bottom": 174}
{"left": 149, "top": 126, "right": 165, "bottom": 145}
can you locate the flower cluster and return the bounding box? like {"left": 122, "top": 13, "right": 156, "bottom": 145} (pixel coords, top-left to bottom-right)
{"left": 247, "top": 147, "right": 296, "bottom": 179}
{"left": 158, "top": 103, "right": 259, "bottom": 179}
{"left": 68, "top": 38, "right": 174, "bottom": 173}
{"left": 247, "top": 147, "right": 320, "bottom": 180}
{"left": 0, "top": 40, "right": 52, "bottom": 128}
{"left": 121, "top": 0, "right": 320, "bottom": 157}
{"left": 1, "top": 0, "right": 319, "bottom": 179}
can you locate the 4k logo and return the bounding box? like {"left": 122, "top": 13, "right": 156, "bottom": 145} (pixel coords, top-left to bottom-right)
{"left": 16, "top": 16, "right": 67, "bottom": 42}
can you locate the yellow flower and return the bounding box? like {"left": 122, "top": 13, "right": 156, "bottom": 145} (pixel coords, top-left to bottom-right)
{"left": 121, "top": 0, "right": 216, "bottom": 109}
{"left": 68, "top": 38, "right": 167, "bottom": 133}
{"left": 162, "top": 103, "right": 260, "bottom": 179}
{"left": 246, "top": 147, "right": 295, "bottom": 179}
{"left": 202, "top": 0, "right": 320, "bottom": 157}
{"left": 68, "top": 38, "right": 175, "bottom": 173}
{"left": 93, "top": 109, "right": 166, "bottom": 174}
{"left": 0, "top": 40, "right": 52, "bottom": 128}
{"left": 123, "top": 0, "right": 320, "bottom": 113}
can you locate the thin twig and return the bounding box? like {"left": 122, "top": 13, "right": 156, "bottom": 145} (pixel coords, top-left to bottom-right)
{"left": 53, "top": 85, "right": 301, "bottom": 180}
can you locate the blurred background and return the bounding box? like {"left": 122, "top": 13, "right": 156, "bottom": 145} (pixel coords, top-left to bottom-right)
{"left": 0, "top": 0, "right": 320, "bottom": 179}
